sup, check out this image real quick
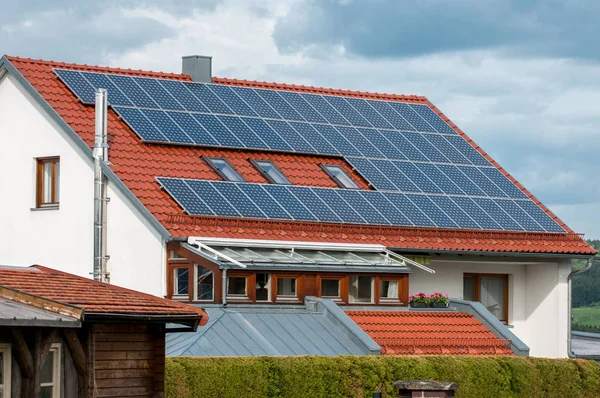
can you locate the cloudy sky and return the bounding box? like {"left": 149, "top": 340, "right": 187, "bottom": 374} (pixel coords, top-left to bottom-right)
{"left": 3, "top": 0, "right": 599, "bottom": 238}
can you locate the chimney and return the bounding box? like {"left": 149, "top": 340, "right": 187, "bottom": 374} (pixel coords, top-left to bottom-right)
{"left": 182, "top": 55, "right": 212, "bottom": 83}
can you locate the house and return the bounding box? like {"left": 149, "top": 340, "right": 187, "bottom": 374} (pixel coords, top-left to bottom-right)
{"left": 0, "top": 264, "right": 207, "bottom": 398}
{"left": 0, "top": 54, "right": 595, "bottom": 358}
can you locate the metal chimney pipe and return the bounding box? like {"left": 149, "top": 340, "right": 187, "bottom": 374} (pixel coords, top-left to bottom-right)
{"left": 93, "top": 89, "right": 109, "bottom": 282}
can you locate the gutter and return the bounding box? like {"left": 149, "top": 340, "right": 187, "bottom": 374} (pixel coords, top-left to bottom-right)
{"left": 568, "top": 256, "right": 597, "bottom": 358}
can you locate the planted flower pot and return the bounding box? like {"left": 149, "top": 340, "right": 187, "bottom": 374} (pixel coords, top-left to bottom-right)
{"left": 410, "top": 302, "right": 429, "bottom": 308}
{"left": 430, "top": 302, "right": 449, "bottom": 308}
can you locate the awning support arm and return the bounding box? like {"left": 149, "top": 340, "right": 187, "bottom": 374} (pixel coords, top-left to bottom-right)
{"left": 383, "top": 249, "right": 436, "bottom": 274}
{"left": 191, "top": 241, "right": 247, "bottom": 268}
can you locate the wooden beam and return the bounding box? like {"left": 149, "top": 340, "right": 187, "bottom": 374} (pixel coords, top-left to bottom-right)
{"left": 39, "top": 328, "right": 58, "bottom": 365}
{"left": 63, "top": 329, "right": 88, "bottom": 376}
{"left": 10, "top": 329, "right": 33, "bottom": 378}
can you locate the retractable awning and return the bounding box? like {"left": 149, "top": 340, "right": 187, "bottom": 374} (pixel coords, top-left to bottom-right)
{"left": 185, "top": 237, "right": 435, "bottom": 274}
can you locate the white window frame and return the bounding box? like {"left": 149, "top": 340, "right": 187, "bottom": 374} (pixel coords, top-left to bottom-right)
{"left": 255, "top": 272, "right": 271, "bottom": 302}
{"left": 40, "top": 343, "right": 61, "bottom": 398}
{"left": 173, "top": 267, "right": 190, "bottom": 298}
{"left": 0, "top": 344, "right": 11, "bottom": 398}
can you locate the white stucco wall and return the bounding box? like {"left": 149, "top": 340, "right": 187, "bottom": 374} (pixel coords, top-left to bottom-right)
{"left": 0, "top": 72, "right": 165, "bottom": 296}
{"left": 409, "top": 255, "right": 571, "bottom": 358}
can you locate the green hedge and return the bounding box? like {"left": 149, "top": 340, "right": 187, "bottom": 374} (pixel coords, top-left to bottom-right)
{"left": 165, "top": 356, "right": 600, "bottom": 398}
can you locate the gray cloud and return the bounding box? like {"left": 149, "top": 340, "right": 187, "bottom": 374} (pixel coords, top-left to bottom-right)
{"left": 0, "top": 0, "right": 220, "bottom": 63}
{"left": 274, "top": 0, "right": 600, "bottom": 60}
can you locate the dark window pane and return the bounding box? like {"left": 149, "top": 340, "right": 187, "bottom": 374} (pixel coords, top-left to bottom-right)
{"left": 463, "top": 276, "right": 475, "bottom": 301}
{"left": 227, "top": 277, "right": 246, "bottom": 295}
{"left": 41, "top": 351, "right": 54, "bottom": 383}
{"left": 196, "top": 265, "right": 213, "bottom": 301}
{"left": 321, "top": 279, "right": 340, "bottom": 297}
{"left": 174, "top": 268, "right": 189, "bottom": 295}
{"left": 256, "top": 273, "right": 270, "bottom": 301}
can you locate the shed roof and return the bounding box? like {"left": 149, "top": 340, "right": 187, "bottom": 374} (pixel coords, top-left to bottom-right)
{"left": 0, "top": 265, "right": 207, "bottom": 325}
{"left": 2, "top": 55, "right": 594, "bottom": 256}
{"left": 167, "top": 298, "right": 379, "bottom": 356}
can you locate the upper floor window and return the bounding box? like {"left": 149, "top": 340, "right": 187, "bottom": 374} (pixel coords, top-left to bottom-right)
{"left": 37, "top": 157, "right": 60, "bottom": 208}
{"left": 464, "top": 273, "right": 508, "bottom": 323}
{"left": 321, "top": 164, "right": 359, "bottom": 189}
{"left": 204, "top": 157, "right": 245, "bottom": 182}
{"left": 252, "top": 160, "right": 291, "bottom": 185}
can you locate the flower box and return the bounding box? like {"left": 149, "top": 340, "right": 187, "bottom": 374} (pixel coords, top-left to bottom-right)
{"left": 410, "top": 302, "right": 429, "bottom": 308}
{"left": 430, "top": 302, "right": 449, "bottom": 308}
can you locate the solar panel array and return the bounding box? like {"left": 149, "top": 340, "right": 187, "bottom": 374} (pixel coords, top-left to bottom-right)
{"left": 157, "top": 178, "right": 563, "bottom": 232}
{"left": 53, "top": 68, "right": 565, "bottom": 233}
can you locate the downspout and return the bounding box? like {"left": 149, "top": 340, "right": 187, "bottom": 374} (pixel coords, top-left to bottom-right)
{"left": 222, "top": 267, "right": 228, "bottom": 307}
{"left": 93, "top": 89, "right": 109, "bottom": 283}
{"left": 568, "top": 256, "right": 596, "bottom": 358}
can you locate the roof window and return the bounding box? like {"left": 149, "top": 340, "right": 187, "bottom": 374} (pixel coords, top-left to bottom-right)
{"left": 204, "top": 157, "right": 245, "bottom": 182}
{"left": 321, "top": 164, "right": 359, "bottom": 189}
{"left": 252, "top": 160, "right": 291, "bottom": 185}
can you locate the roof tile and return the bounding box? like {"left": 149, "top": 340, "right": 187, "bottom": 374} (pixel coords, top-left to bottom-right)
{"left": 346, "top": 310, "right": 513, "bottom": 356}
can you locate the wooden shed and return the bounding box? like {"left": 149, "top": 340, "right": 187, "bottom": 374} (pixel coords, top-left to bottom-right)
{"left": 0, "top": 265, "right": 208, "bottom": 398}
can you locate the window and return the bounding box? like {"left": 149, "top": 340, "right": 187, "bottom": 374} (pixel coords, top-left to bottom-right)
{"left": 321, "top": 279, "right": 340, "bottom": 297}
{"left": 252, "top": 160, "right": 291, "bottom": 185}
{"left": 173, "top": 267, "right": 189, "bottom": 297}
{"left": 256, "top": 273, "right": 271, "bottom": 301}
{"left": 195, "top": 265, "right": 214, "bottom": 301}
{"left": 36, "top": 157, "right": 60, "bottom": 207}
{"left": 349, "top": 276, "right": 374, "bottom": 303}
{"left": 321, "top": 164, "right": 359, "bottom": 189}
{"left": 317, "top": 275, "right": 346, "bottom": 301}
{"left": 0, "top": 344, "right": 11, "bottom": 398}
{"left": 379, "top": 279, "right": 400, "bottom": 303}
{"left": 204, "top": 157, "right": 245, "bottom": 182}
{"left": 464, "top": 274, "right": 508, "bottom": 322}
{"left": 40, "top": 344, "right": 60, "bottom": 398}
{"left": 227, "top": 276, "right": 247, "bottom": 296}
{"left": 276, "top": 276, "right": 299, "bottom": 302}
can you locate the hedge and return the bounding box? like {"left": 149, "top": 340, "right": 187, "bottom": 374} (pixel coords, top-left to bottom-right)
{"left": 165, "top": 356, "right": 600, "bottom": 398}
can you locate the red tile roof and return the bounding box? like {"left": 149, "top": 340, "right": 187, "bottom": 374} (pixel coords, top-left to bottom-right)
{"left": 4, "top": 56, "right": 595, "bottom": 255}
{"left": 346, "top": 310, "right": 513, "bottom": 356}
{"left": 0, "top": 265, "right": 208, "bottom": 324}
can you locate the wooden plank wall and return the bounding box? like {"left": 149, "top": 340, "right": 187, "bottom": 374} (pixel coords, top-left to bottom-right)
{"left": 93, "top": 323, "right": 165, "bottom": 398}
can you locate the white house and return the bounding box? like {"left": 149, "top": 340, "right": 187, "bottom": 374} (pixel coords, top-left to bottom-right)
{"left": 0, "top": 55, "right": 594, "bottom": 358}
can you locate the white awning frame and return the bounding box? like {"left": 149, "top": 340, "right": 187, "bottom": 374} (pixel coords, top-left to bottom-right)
{"left": 187, "top": 237, "right": 435, "bottom": 273}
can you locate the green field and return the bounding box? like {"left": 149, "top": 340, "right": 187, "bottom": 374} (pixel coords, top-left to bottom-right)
{"left": 573, "top": 306, "right": 600, "bottom": 328}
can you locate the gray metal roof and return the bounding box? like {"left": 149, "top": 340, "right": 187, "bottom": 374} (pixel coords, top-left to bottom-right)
{"left": 572, "top": 331, "right": 600, "bottom": 358}
{"left": 167, "top": 297, "right": 380, "bottom": 357}
{"left": 0, "top": 297, "right": 81, "bottom": 328}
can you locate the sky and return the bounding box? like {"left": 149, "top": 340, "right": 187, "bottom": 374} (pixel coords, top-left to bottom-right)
{"left": 2, "top": 0, "right": 599, "bottom": 238}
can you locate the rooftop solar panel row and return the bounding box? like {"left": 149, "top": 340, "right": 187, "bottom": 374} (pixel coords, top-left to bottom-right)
{"left": 157, "top": 178, "right": 563, "bottom": 233}
{"left": 55, "top": 69, "right": 458, "bottom": 134}
{"left": 347, "top": 157, "right": 527, "bottom": 199}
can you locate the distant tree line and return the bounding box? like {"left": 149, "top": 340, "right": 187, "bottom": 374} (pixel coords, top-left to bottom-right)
{"left": 572, "top": 239, "right": 600, "bottom": 308}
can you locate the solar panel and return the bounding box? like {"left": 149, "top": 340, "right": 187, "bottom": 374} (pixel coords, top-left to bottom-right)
{"left": 54, "top": 68, "right": 565, "bottom": 233}
{"left": 157, "top": 178, "right": 565, "bottom": 232}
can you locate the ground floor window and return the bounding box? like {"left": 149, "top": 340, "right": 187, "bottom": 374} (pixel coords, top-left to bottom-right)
{"left": 173, "top": 267, "right": 189, "bottom": 297}
{"left": 464, "top": 273, "right": 508, "bottom": 322}
{"left": 196, "top": 265, "right": 214, "bottom": 301}
{"left": 40, "top": 344, "right": 60, "bottom": 398}
{"left": 379, "top": 279, "right": 400, "bottom": 303}
{"left": 349, "top": 275, "right": 374, "bottom": 303}
{"left": 0, "top": 344, "right": 11, "bottom": 398}
{"left": 256, "top": 273, "right": 271, "bottom": 301}
{"left": 227, "top": 276, "right": 247, "bottom": 297}
{"left": 276, "top": 277, "right": 297, "bottom": 300}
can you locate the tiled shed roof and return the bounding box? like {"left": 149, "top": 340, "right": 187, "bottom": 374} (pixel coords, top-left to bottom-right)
{"left": 0, "top": 265, "right": 207, "bottom": 323}
{"left": 346, "top": 310, "right": 513, "bottom": 356}
{"left": 3, "top": 56, "right": 595, "bottom": 255}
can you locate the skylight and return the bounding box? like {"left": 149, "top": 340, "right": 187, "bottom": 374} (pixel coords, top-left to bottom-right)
{"left": 204, "top": 157, "right": 245, "bottom": 182}
{"left": 252, "top": 160, "right": 291, "bottom": 185}
{"left": 321, "top": 164, "right": 359, "bottom": 189}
